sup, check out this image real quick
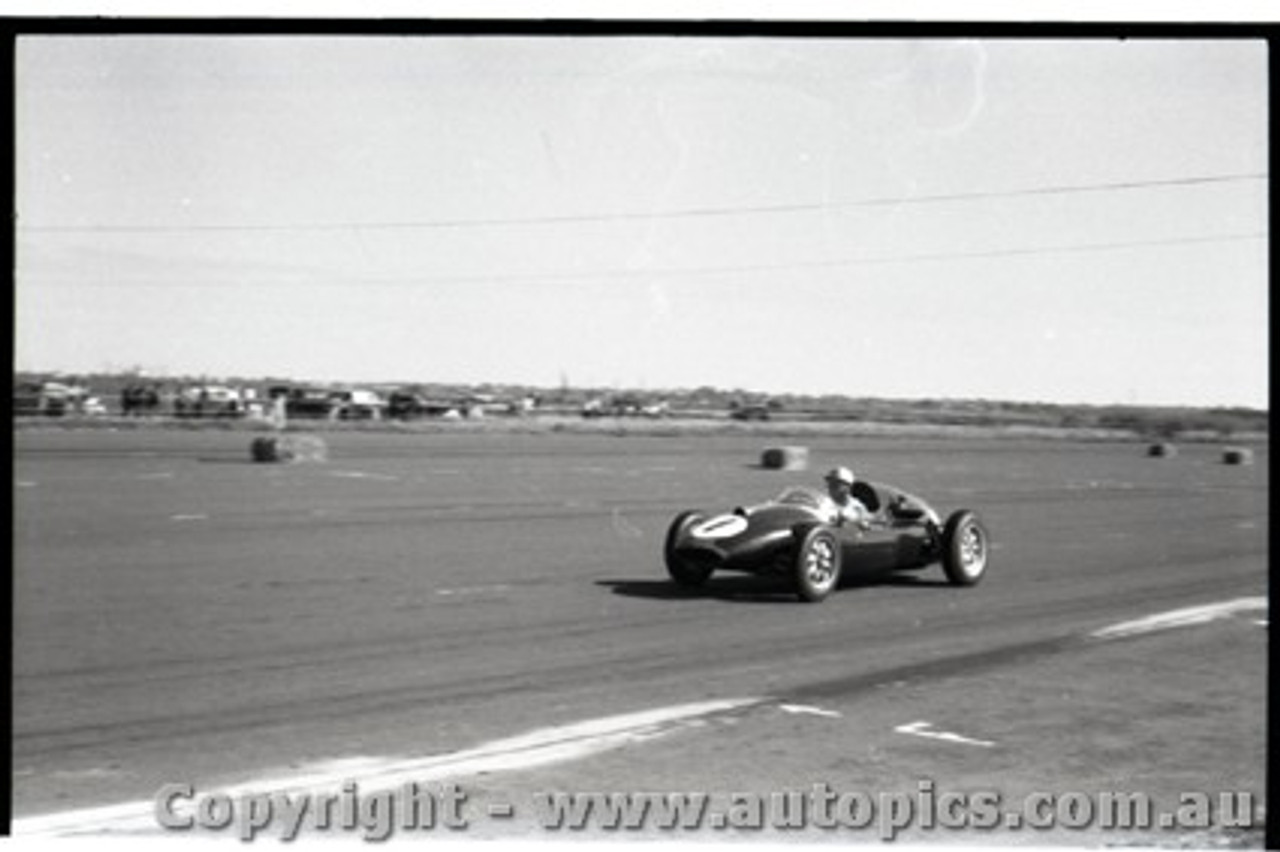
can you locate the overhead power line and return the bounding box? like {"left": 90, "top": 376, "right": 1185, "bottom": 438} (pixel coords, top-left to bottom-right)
{"left": 18, "top": 172, "right": 1266, "bottom": 235}
{"left": 30, "top": 231, "right": 1259, "bottom": 289}
{"left": 362, "top": 231, "right": 1268, "bottom": 285}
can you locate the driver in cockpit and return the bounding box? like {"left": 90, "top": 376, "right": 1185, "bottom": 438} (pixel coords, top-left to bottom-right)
{"left": 823, "top": 466, "right": 874, "bottom": 530}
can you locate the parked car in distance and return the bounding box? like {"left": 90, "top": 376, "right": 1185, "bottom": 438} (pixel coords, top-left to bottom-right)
{"left": 730, "top": 404, "right": 771, "bottom": 421}
{"left": 174, "top": 385, "right": 243, "bottom": 418}
{"left": 387, "top": 391, "right": 464, "bottom": 420}
{"left": 331, "top": 389, "right": 387, "bottom": 420}
{"left": 13, "top": 381, "right": 91, "bottom": 417}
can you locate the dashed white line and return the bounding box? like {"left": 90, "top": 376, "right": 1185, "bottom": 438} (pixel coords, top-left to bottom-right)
{"left": 169, "top": 514, "right": 209, "bottom": 522}
{"left": 329, "top": 470, "right": 398, "bottom": 481}
{"left": 1090, "top": 597, "right": 1267, "bottom": 641}
{"left": 895, "top": 720, "right": 995, "bottom": 748}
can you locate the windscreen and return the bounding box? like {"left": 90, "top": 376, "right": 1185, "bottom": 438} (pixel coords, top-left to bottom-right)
{"left": 775, "top": 486, "right": 830, "bottom": 511}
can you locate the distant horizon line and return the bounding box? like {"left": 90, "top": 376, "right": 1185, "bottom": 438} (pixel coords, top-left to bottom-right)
{"left": 13, "top": 366, "right": 1269, "bottom": 414}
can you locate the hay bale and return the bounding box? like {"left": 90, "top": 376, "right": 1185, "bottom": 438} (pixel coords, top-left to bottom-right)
{"left": 251, "top": 436, "right": 289, "bottom": 462}
{"left": 761, "top": 445, "right": 809, "bottom": 471}
{"left": 1222, "top": 447, "right": 1254, "bottom": 466}
{"left": 1147, "top": 442, "right": 1177, "bottom": 458}
{"left": 250, "top": 434, "right": 328, "bottom": 464}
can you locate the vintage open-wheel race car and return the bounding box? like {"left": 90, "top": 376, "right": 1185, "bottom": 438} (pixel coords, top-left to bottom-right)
{"left": 663, "top": 481, "right": 989, "bottom": 603}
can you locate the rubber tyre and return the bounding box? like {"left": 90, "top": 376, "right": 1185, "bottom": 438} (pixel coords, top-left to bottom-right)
{"left": 941, "top": 510, "right": 989, "bottom": 586}
{"left": 794, "top": 526, "right": 841, "bottom": 603}
{"left": 665, "top": 510, "right": 713, "bottom": 587}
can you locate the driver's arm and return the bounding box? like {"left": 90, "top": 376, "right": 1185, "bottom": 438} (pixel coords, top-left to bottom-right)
{"left": 838, "top": 500, "right": 874, "bottom": 530}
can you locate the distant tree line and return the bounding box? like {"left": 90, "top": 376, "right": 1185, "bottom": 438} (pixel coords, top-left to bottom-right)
{"left": 13, "top": 370, "right": 1268, "bottom": 438}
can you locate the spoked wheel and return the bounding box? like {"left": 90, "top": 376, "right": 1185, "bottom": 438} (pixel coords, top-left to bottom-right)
{"left": 794, "top": 527, "right": 842, "bottom": 603}
{"left": 941, "top": 510, "right": 989, "bottom": 586}
{"left": 665, "top": 510, "right": 713, "bottom": 587}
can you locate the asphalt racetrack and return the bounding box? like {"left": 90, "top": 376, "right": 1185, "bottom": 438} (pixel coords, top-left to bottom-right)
{"left": 12, "top": 427, "right": 1268, "bottom": 844}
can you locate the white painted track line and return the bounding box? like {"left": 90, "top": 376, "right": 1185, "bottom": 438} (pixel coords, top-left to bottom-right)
{"left": 778, "top": 703, "right": 843, "bottom": 719}
{"left": 1090, "top": 597, "right": 1267, "bottom": 641}
{"left": 14, "top": 697, "right": 762, "bottom": 837}
{"left": 895, "top": 720, "right": 995, "bottom": 748}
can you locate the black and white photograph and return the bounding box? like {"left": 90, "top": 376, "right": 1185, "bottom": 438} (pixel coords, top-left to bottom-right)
{"left": 9, "top": 12, "right": 1270, "bottom": 847}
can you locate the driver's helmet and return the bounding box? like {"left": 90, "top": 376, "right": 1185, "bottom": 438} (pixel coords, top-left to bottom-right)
{"left": 824, "top": 466, "right": 856, "bottom": 487}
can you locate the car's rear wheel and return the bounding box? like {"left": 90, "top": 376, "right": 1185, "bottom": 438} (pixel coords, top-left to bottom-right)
{"left": 665, "top": 510, "right": 713, "bottom": 587}
{"left": 794, "top": 527, "right": 841, "bottom": 603}
{"left": 941, "top": 510, "right": 989, "bottom": 586}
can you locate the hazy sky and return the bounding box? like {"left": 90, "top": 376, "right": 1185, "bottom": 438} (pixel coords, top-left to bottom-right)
{"left": 14, "top": 35, "right": 1268, "bottom": 407}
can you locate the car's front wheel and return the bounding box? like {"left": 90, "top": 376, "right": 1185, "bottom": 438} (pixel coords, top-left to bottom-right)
{"left": 794, "top": 526, "right": 842, "bottom": 603}
{"left": 941, "top": 510, "right": 989, "bottom": 586}
{"left": 665, "top": 510, "right": 713, "bottom": 587}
